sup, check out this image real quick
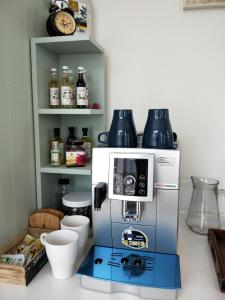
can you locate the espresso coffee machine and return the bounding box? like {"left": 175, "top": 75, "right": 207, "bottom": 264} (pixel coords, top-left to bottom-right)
{"left": 78, "top": 147, "right": 181, "bottom": 300}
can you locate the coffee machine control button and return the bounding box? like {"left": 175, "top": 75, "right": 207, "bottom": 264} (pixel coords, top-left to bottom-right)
{"left": 124, "top": 175, "right": 136, "bottom": 187}
{"left": 133, "top": 259, "right": 143, "bottom": 267}
{"left": 121, "top": 257, "right": 129, "bottom": 265}
{"left": 138, "top": 189, "right": 146, "bottom": 196}
{"left": 125, "top": 188, "right": 135, "bottom": 196}
{"left": 95, "top": 258, "right": 103, "bottom": 264}
{"left": 139, "top": 182, "right": 146, "bottom": 188}
{"left": 139, "top": 175, "right": 146, "bottom": 181}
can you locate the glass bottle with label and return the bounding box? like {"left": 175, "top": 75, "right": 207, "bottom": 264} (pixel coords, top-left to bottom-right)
{"left": 68, "top": 69, "right": 76, "bottom": 107}
{"left": 67, "top": 127, "right": 77, "bottom": 143}
{"left": 51, "top": 141, "right": 61, "bottom": 167}
{"left": 49, "top": 68, "right": 60, "bottom": 108}
{"left": 61, "top": 66, "right": 72, "bottom": 108}
{"left": 76, "top": 66, "right": 88, "bottom": 108}
{"left": 49, "top": 128, "right": 64, "bottom": 164}
{"left": 81, "top": 127, "right": 92, "bottom": 162}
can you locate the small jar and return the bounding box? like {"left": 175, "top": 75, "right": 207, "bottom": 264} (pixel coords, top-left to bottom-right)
{"left": 51, "top": 141, "right": 61, "bottom": 166}
{"left": 66, "top": 140, "right": 86, "bottom": 167}
{"left": 62, "top": 192, "right": 92, "bottom": 223}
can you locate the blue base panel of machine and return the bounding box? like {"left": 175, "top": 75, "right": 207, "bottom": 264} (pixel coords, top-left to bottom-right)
{"left": 77, "top": 245, "right": 181, "bottom": 289}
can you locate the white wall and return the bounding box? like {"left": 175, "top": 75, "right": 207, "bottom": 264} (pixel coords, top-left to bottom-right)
{"left": 91, "top": 0, "right": 225, "bottom": 213}
{"left": 1, "top": 1, "right": 224, "bottom": 246}
{"left": 0, "top": 0, "right": 48, "bottom": 244}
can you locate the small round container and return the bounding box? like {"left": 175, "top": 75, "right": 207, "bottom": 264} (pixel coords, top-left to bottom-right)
{"left": 62, "top": 192, "right": 92, "bottom": 222}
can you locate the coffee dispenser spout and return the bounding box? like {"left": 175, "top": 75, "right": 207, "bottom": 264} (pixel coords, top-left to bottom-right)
{"left": 94, "top": 182, "right": 107, "bottom": 211}
{"left": 122, "top": 201, "right": 142, "bottom": 222}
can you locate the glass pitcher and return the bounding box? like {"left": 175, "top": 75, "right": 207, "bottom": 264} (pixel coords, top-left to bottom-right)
{"left": 186, "top": 176, "right": 222, "bottom": 235}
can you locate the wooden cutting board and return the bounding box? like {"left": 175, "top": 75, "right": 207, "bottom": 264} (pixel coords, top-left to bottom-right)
{"left": 37, "top": 208, "right": 64, "bottom": 219}
{"left": 28, "top": 209, "right": 64, "bottom": 230}
{"left": 208, "top": 229, "right": 225, "bottom": 292}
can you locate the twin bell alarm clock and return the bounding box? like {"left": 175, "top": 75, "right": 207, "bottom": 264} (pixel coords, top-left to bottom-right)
{"left": 46, "top": 0, "right": 76, "bottom": 36}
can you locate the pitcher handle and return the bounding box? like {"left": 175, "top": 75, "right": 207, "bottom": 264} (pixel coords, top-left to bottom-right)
{"left": 98, "top": 132, "right": 109, "bottom": 144}
{"left": 218, "top": 189, "right": 225, "bottom": 197}
{"left": 40, "top": 233, "right": 48, "bottom": 246}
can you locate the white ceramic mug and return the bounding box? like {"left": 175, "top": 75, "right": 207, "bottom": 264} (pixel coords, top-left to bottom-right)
{"left": 40, "top": 230, "right": 78, "bottom": 280}
{"left": 60, "top": 215, "right": 90, "bottom": 257}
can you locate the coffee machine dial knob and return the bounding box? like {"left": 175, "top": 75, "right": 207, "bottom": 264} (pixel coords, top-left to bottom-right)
{"left": 124, "top": 175, "right": 136, "bottom": 187}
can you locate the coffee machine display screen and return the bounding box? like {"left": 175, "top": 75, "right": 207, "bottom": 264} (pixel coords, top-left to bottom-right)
{"left": 113, "top": 158, "right": 148, "bottom": 197}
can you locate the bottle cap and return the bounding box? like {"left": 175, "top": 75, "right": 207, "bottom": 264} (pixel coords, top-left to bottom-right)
{"left": 62, "top": 66, "right": 69, "bottom": 70}
{"left": 54, "top": 128, "right": 60, "bottom": 135}
{"left": 69, "top": 127, "right": 75, "bottom": 133}
{"left": 58, "top": 178, "right": 70, "bottom": 185}
{"left": 77, "top": 66, "right": 85, "bottom": 73}
{"left": 51, "top": 68, "right": 57, "bottom": 72}
{"left": 82, "top": 127, "right": 88, "bottom": 136}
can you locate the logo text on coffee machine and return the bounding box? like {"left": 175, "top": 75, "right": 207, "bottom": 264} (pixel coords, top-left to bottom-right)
{"left": 157, "top": 157, "right": 176, "bottom": 166}
{"left": 154, "top": 183, "right": 178, "bottom": 189}
{"left": 121, "top": 227, "right": 148, "bottom": 249}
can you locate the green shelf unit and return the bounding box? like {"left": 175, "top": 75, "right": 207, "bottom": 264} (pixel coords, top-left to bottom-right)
{"left": 31, "top": 35, "right": 105, "bottom": 209}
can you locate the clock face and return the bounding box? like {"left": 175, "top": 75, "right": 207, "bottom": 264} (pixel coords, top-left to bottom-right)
{"left": 54, "top": 11, "right": 76, "bottom": 35}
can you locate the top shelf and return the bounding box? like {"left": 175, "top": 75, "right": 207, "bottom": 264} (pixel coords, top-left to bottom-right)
{"left": 31, "top": 35, "right": 104, "bottom": 55}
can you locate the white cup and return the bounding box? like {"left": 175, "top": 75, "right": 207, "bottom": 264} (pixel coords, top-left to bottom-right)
{"left": 40, "top": 230, "right": 78, "bottom": 280}
{"left": 60, "top": 215, "right": 90, "bottom": 257}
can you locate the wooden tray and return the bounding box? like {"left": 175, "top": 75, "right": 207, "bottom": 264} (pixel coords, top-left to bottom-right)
{"left": 208, "top": 228, "right": 225, "bottom": 292}
{"left": 0, "top": 229, "right": 48, "bottom": 286}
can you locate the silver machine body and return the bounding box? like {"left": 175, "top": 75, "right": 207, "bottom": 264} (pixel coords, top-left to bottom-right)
{"left": 92, "top": 147, "right": 180, "bottom": 255}
{"left": 78, "top": 147, "right": 181, "bottom": 300}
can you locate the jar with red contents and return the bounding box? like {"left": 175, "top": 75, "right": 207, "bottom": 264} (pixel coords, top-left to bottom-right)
{"left": 66, "top": 140, "right": 86, "bottom": 167}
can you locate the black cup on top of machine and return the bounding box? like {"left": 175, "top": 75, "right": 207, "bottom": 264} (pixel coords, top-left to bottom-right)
{"left": 98, "top": 109, "right": 137, "bottom": 148}
{"left": 142, "top": 109, "right": 174, "bottom": 149}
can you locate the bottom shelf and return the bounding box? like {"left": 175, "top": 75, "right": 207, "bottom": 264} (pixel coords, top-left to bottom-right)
{"left": 40, "top": 163, "right": 92, "bottom": 175}
{"left": 38, "top": 172, "right": 92, "bottom": 209}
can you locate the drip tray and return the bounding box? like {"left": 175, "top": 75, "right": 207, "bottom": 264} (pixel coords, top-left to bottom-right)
{"left": 77, "top": 245, "right": 181, "bottom": 290}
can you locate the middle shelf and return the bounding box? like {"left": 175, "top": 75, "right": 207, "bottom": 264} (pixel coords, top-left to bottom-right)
{"left": 40, "top": 163, "right": 92, "bottom": 175}
{"left": 38, "top": 109, "right": 104, "bottom": 115}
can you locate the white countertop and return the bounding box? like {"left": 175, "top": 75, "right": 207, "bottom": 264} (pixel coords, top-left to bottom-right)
{"left": 0, "top": 213, "right": 224, "bottom": 300}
